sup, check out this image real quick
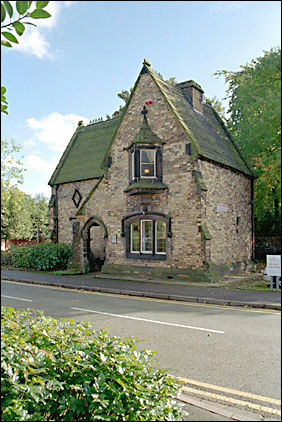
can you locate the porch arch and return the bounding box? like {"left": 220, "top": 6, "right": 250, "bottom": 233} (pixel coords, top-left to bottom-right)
{"left": 82, "top": 216, "right": 108, "bottom": 272}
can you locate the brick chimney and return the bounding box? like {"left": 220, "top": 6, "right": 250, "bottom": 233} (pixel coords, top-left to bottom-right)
{"left": 177, "top": 80, "right": 204, "bottom": 114}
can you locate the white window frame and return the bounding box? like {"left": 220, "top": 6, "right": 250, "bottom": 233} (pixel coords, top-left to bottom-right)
{"left": 155, "top": 221, "right": 166, "bottom": 255}
{"left": 141, "top": 219, "right": 153, "bottom": 253}
{"left": 129, "top": 219, "right": 167, "bottom": 256}
{"left": 140, "top": 149, "right": 156, "bottom": 178}
{"left": 130, "top": 221, "right": 140, "bottom": 253}
{"left": 131, "top": 150, "right": 135, "bottom": 181}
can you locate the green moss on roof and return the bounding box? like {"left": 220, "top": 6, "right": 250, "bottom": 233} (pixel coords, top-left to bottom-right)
{"left": 133, "top": 117, "right": 164, "bottom": 144}
{"left": 146, "top": 65, "right": 254, "bottom": 177}
{"left": 49, "top": 61, "right": 254, "bottom": 187}
{"left": 48, "top": 116, "right": 121, "bottom": 185}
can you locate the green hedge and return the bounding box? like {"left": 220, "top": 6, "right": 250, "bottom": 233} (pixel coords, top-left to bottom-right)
{"left": 10, "top": 246, "right": 30, "bottom": 268}
{"left": 10, "top": 243, "right": 72, "bottom": 271}
{"left": 1, "top": 250, "right": 12, "bottom": 266}
{"left": 1, "top": 307, "right": 185, "bottom": 421}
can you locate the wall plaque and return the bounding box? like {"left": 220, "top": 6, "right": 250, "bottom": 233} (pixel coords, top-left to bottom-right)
{"left": 216, "top": 203, "right": 229, "bottom": 212}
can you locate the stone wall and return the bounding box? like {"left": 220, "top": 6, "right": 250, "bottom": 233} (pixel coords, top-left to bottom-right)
{"left": 199, "top": 159, "right": 252, "bottom": 265}
{"left": 82, "top": 71, "right": 204, "bottom": 270}
{"left": 49, "top": 70, "right": 252, "bottom": 275}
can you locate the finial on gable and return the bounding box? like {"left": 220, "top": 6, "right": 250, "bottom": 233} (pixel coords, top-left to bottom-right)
{"left": 143, "top": 58, "right": 151, "bottom": 66}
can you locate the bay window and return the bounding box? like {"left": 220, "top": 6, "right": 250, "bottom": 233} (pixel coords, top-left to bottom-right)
{"left": 128, "top": 218, "right": 167, "bottom": 258}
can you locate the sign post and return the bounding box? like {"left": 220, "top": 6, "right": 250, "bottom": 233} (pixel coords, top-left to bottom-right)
{"left": 267, "top": 255, "right": 281, "bottom": 291}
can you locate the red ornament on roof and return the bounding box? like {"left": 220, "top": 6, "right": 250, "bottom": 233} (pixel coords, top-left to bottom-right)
{"left": 145, "top": 98, "right": 154, "bottom": 105}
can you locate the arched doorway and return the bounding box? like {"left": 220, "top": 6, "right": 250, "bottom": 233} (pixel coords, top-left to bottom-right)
{"left": 83, "top": 217, "right": 108, "bottom": 272}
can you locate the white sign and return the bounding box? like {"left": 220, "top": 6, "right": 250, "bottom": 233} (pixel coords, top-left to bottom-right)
{"left": 266, "top": 255, "right": 281, "bottom": 277}
{"left": 216, "top": 203, "right": 229, "bottom": 212}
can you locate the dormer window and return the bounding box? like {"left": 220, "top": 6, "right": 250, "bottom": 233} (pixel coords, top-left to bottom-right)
{"left": 140, "top": 149, "right": 156, "bottom": 177}
{"left": 130, "top": 146, "right": 161, "bottom": 183}
{"left": 125, "top": 106, "right": 167, "bottom": 194}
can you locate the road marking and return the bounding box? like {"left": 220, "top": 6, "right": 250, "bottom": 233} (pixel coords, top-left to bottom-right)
{"left": 71, "top": 306, "right": 225, "bottom": 333}
{"left": 1, "top": 294, "right": 32, "bottom": 302}
{"left": 180, "top": 386, "right": 281, "bottom": 417}
{"left": 2, "top": 280, "right": 280, "bottom": 314}
{"left": 175, "top": 377, "right": 281, "bottom": 406}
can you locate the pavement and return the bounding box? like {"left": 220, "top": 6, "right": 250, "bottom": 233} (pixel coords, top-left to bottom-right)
{"left": 1, "top": 268, "right": 281, "bottom": 310}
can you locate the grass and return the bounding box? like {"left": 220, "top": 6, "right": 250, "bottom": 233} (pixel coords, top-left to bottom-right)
{"left": 237, "top": 278, "right": 280, "bottom": 291}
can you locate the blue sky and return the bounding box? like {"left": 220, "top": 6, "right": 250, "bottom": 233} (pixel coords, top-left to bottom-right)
{"left": 2, "top": 0, "right": 281, "bottom": 199}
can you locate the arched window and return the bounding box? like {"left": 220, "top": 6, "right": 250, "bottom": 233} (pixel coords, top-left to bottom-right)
{"left": 123, "top": 213, "right": 170, "bottom": 260}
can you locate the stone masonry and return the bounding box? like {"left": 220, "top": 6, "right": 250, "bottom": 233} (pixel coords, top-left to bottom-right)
{"left": 49, "top": 62, "right": 254, "bottom": 280}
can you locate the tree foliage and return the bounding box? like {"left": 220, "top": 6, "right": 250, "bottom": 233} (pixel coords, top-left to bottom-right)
{"left": 1, "top": 306, "right": 186, "bottom": 421}
{"left": 215, "top": 48, "right": 281, "bottom": 236}
{"left": 1, "top": 139, "right": 25, "bottom": 188}
{"left": 1, "top": 186, "right": 49, "bottom": 240}
{"left": 1, "top": 0, "right": 51, "bottom": 114}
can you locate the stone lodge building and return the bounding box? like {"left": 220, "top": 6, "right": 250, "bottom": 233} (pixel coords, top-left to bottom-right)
{"left": 48, "top": 60, "right": 255, "bottom": 281}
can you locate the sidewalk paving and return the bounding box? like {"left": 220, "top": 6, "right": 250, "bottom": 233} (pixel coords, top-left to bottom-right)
{"left": 1, "top": 269, "right": 281, "bottom": 310}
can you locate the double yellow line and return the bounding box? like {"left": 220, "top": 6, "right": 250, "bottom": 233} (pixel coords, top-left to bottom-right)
{"left": 175, "top": 377, "right": 281, "bottom": 417}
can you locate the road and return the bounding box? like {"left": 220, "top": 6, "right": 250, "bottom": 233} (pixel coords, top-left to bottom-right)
{"left": 1, "top": 280, "right": 281, "bottom": 421}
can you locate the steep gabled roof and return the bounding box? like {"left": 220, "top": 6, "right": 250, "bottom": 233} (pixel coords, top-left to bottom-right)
{"left": 48, "top": 115, "right": 122, "bottom": 185}
{"left": 49, "top": 60, "right": 254, "bottom": 186}
{"left": 144, "top": 65, "right": 254, "bottom": 177}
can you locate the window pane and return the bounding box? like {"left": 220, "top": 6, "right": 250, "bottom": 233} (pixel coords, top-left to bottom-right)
{"left": 141, "top": 150, "right": 154, "bottom": 163}
{"left": 140, "top": 150, "right": 155, "bottom": 177}
{"left": 141, "top": 220, "right": 153, "bottom": 253}
{"left": 141, "top": 163, "right": 154, "bottom": 177}
{"left": 156, "top": 221, "right": 166, "bottom": 254}
{"left": 131, "top": 222, "right": 140, "bottom": 252}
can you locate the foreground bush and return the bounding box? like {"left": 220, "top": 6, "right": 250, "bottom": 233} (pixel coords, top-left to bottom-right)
{"left": 10, "top": 243, "right": 72, "bottom": 271}
{"left": 1, "top": 307, "right": 185, "bottom": 421}
{"left": 10, "top": 246, "right": 30, "bottom": 268}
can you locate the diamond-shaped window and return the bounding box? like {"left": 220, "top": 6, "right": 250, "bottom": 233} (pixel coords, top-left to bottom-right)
{"left": 72, "top": 188, "right": 82, "bottom": 208}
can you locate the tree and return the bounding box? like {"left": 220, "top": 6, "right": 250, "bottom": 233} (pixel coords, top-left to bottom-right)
{"left": 1, "top": 186, "right": 49, "bottom": 240}
{"left": 1, "top": 0, "right": 51, "bottom": 114}
{"left": 214, "top": 48, "right": 281, "bottom": 236}
{"left": 1, "top": 139, "right": 25, "bottom": 188}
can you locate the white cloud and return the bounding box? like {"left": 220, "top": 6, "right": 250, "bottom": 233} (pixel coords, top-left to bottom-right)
{"left": 13, "top": 28, "right": 52, "bottom": 59}
{"left": 9, "top": 1, "right": 72, "bottom": 58}
{"left": 25, "top": 154, "right": 59, "bottom": 174}
{"left": 209, "top": 1, "right": 242, "bottom": 13}
{"left": 27, "top": 112, "right": 90, "bottom": 152}
{"left": 23, "top": 182, "right": 52, "bottom": 199}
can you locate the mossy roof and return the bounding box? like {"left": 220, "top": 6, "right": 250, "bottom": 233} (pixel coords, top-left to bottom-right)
{"left": 48, "top": 116, "right": 122, "bottom": 185}
{"left": 145, "top": 66, "right": 254, "bottom": 177}
{"left": 49, "top": 60, "right": 254, "bottom": 186}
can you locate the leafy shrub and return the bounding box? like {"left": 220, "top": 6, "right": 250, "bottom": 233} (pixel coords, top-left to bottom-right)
{"left": 1, "top": 307, "right": 185, "bottom": 421}
{"left": 27, "top": 243, "right": 72, "bottom": 271}
{"left": 9, "top": 243, "right": 72, "bottom": 271}
{"left": 1, "top": 250, "right": 12, "bottom": 266}
{"left": 10, "top": 245, "right": 31, "bottom": 268}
